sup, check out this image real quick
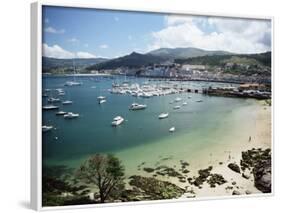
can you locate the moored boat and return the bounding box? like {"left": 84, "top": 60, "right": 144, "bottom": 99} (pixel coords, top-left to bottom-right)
{"left": 42, "top": 105, "right": 59, "bottom": 110}
{"left": 64, "top": 112, "right": 79, "bottom": 119}
{"left": 62, "top": 100, "right": 73, "bottom": 105}
{"left": 111, "top": 116, "right": 124, "bottom": 126}
{"left": 169, "top": 127, "right": 175, "bottom": 132}
{"left": 129, "top": 103, "right": 147, "bottom": 110}
{"left": 56, "top": 111, "right": 67, "bottom": 115}
{"left": 42, "top": 125, "right": 53, "bottom": 132}
{"left": 158, "top": 113, "right": 169, "bottom": 119}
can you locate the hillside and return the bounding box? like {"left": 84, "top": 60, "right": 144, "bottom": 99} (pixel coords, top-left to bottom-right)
{"left": 175, "top": 52, "right": 271, "bottom": 76}
{"left": 148, "top": 47, "right": 231, "bottom": 59}
{"left": 87, "top": 52, "right": 167, "bottom": 71}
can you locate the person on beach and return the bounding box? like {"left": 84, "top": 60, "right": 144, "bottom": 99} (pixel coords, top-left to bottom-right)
{"left": 249, "top": 136, "right": 251, "bottom": 142}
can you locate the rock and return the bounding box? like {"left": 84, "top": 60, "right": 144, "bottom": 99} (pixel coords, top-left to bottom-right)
{"left": 143, "top": 167, "right": 155, "bottom": 173}
{"left": 228, "top": 163, "right": 241, "bottom": 173}
{"left": 182, "top": 169, "right": 190, "bottom": 174}
{"left": 155, "top": 165, "right": 182, "bottom": 177}
{"left": 190, "top": 166, "right": 213, "bottom": 187}
{"left": 231, "top": 181, "right": 236, "bottom": 185}
{"left": 207, "top": 174, "right": 227, "bottom": 186}
{"left": 253, "top": 159, "right": 271, "bottom": 193}
{"left": 232, "top": 190, "right": 241, "bottom": 195}
{"left": 219, "top": 162, "right": 223, "bottom": 165}
{"left": 245, "top": 190, "right": 252, "bottom": 194}
{"left": 129, "top": 175, "right": 185, "bottom": 200}
{"left": 242, "top": 173, "right": 250, "bottom": 179}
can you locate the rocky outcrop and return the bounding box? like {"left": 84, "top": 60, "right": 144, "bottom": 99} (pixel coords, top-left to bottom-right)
{"left": 240, "top": 148, "right": 271, "bottom": 193}
{"left": 253, "top": 159, "right": 271, "bottom": 193}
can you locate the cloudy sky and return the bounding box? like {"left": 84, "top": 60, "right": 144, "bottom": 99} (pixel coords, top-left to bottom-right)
{"left": 42, "top": 6, "right": 271, "bottom": 59}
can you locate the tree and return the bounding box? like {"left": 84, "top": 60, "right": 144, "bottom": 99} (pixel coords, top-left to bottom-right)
{"left": 76, "top": 154, "right": 125, "bottom": 203}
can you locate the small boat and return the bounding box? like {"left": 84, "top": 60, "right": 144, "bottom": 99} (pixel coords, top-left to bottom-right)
{"left": 64, "top": 81, "right": 82, "bottom": 86}
{"left": 99, "top": 99, "right": 106, "bottom": 104}
{"left": 64, "top": 112, "right": 79, "bottom": 119}
{"left": 183, "top": 102, "right": 187, "bottom": 106}
{"left": 111, "top": 116, "right": 124, "bottom": 126}
{"left": 129, "top": 103, "right": 147, "bottom": 110}
{"left": 58, "top": 92, "right": 65, "bottom": 96}
{"left": 169, "top": 127, "right": 175, "bottom": 132}
{"left": 175, "top": 97, "right": 182, "bottom": 102}
{"left": 159, "top": 113, "right": 169, "bottom": 119}
{"left": 188, "top": 96, "right": 192, "bottom": 99}
{"left": 48, "top": 97, "right": 61, "bottom": 103}
{"left": 196, "top": 100, "right": 203, "bottom": 102}
{"left": 56, "top": 111, "right": 67, "bottom": 115}
{"left": 42, "top": 105, "right": 59, "bottom": 110}
{"left": 62, "top": 100, "right": 73, "bottom": 105}
{"left": 42, "top": 125, "right": 53, "bottom": 132}
{"left": 97, "top": 96, "right": 106, "bottom": 100}
{"left": 173, "top": 105, "right": 181, "bottom": 109}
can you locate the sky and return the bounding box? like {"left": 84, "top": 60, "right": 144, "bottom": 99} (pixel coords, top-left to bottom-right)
{"left": 42, "top": 6, "right": 272, "bottom": 59}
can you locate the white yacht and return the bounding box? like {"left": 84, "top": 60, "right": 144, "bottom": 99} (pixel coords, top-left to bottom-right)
{"left": 97, "top": 96, "right": 106, "bottom": 100}
{"left": 129, "top": 103, "right": 147, "bottom": 110}
{"left": 99, "top": 99, "right": 106, "bottom": 104}
{"left": 169, "top": 127, "right": 175, "bottom": 132}
{"left": 173, "top": 105, "right": 181, "bottom": 109}
{"left": 48, "top": 97, "right": 60, "bottom": 103}
{"left": 64, "top": 81, "right": 82, "bottom": 86}
{"left": 183, "top": 102, "right": 187, "bottom": 106}
{"left": 62, "top": 100, "right": 73, "bottom": 105}
{"left": 111, "top": 116, "right": 124, "bottom": 126}
{"left": 64, "top": 112, "right": 79, "bottom": 119}
{"left": 56, "top": 111, "right": 67, "bottom": 115}
{"left": 196, "top": 100, "right": 203, "bottom": 102}
{"left": 158, "top": 113, "right": 169, "bottom": 119}
{"left": 42, "top": 105, "right": 59, "bottom": 110}
{"left": 42, "top": 125, "right": 53, "bottom": 132}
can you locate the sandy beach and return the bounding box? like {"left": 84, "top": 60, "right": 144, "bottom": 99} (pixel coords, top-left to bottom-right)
{"left": 117, "top": 101, "right": 272, "bottom": 199}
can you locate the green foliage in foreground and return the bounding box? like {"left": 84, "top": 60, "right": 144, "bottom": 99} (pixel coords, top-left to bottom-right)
{"left": 76, "top": 154, "right": 125, "bottom": 203}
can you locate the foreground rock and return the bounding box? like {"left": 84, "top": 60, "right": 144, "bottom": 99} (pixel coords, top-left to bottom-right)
{"left": 253, "top": 159, "right": 271, "bottom": 193}
{"left": 189, "top": 166, "right": 227, "bottom": 188}
{"left": 128, "top": 175, "right": 185, "bottom": 200}
{"left": 228, "top": 163, "right": 241, "bottom": 173}
{"left": 240, "top": 148, "right": 271, "bottom": 193}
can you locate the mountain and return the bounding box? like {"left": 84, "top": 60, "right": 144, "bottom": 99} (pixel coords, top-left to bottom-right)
{"left": 148, "top": 47, "right": 232, "bottom": 59}
{"left": 87, "top": 47, "right": 232, "bottom": 71}
{"left": 87, "top": 52, "right": 167, "bottom": 71}
{"left": 42, "top": 57, "right": 108, "bottom": 72}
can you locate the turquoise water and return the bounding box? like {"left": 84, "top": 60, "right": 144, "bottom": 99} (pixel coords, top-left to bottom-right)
{"left": 42, "top": 76, "right": 257, "bottom": 173}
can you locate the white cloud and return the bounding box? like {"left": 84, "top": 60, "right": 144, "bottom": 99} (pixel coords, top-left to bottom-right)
{"left": 76, "top": 51, "right": 96, "bottom": 58}
{"left": 99, "top": 44, "right": 109, "bottom": 49}
{"left": 43, "top": 43, "right": 74, "bottom": 59}
{"left": 67, "top": 38, "right": 79, "bottom": 43}
{"left": 43, "top": 43, "right": 97, "bottom": 59}
{"left": 149, "top": 15, "right": 271, "bottom": 54}
{"left": 44, "top": 26, "right": 65, "bottom": 34}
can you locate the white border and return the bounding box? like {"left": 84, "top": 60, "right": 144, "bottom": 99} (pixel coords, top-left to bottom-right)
{"left": 31, "top": 1, "right": 274, "bottom": 211}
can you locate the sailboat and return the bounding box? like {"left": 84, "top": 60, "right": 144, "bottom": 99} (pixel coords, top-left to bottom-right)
{"left": 65, "top": 59, "right": 82, "bottom": 86}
